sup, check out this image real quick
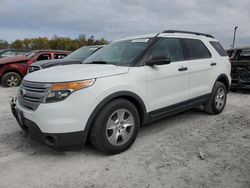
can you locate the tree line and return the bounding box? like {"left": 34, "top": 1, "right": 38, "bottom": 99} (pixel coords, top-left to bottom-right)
{"left": 0, "top": 34, "right": 109, "bottom": 51}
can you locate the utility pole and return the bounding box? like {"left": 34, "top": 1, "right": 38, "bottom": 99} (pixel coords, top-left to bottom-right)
{"left": 232, "top": 26, "right": 238, "bottom": 49}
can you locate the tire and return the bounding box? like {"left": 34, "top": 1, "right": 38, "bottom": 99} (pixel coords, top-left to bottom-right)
{"left": 90, "top": 99, "right": 140, "bottom": 154}
{"left": 204, "top": 82, "right": 227, "bottom": 114}
{"left": 1, "top": 72, "right": 22, "bottom": 87}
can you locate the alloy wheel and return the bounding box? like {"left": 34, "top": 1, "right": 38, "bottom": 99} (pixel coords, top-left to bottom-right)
{"left": 7, "top": 76, "right": 19, "bottom": 87}
{"left": 215, "top": 87, "right": 225, "bottom": 110}
{"left": 106, "top": 109, "right": 135, "bottom": 146}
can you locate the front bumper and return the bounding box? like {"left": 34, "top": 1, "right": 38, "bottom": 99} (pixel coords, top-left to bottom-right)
{"left": 231, "top": 79, "right": 250, "bottom": 89}
{"left": 15, "top": 88, "right": 99, "bottom": 133}
{"left": 10, "top": 98, "right": 87, "bottom": 149}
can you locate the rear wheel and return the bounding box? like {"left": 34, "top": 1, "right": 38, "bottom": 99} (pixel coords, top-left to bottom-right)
{"left": 1, "top": 72, "right": 21, "bottom": 87}
{"left": 204, "top": 82, "right": 227, "bottom": 114}
{"left": 90, "top": 99, "right": 140, "bottom": 154}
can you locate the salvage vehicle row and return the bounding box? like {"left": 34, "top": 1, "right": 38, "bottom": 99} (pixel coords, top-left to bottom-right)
{"left": 0, "top": 50, "right": 70, "bottom": 87}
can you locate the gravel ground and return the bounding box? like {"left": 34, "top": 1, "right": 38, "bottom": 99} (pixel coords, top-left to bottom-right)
{"left": 0, "top": 86, "right": 249, "bottom": 188}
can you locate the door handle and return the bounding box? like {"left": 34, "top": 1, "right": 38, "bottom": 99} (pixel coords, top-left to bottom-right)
{"left": 178, "top": 67, "right": 188, "bottom": 71}
{"left": 210, "top": 62, "right": 217, "bottom": 66}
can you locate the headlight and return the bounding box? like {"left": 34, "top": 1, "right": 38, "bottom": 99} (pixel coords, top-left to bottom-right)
{"left": 45, "top": 79, "right": 95, "bottom": 102}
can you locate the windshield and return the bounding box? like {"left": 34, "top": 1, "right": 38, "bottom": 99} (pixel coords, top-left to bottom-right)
{"left": 83, "top": 38, "right": 151, "bottom": 66}
{"left": 25, "top": 51, "right": 36, "bottom": 59}
{"left": 65, "top": 47, "right": 98, "bottom": 60}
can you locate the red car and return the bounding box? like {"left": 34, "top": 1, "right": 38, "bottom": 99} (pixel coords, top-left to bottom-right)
{"left": 0, "top": 50, "right": 71, "bottom": 87}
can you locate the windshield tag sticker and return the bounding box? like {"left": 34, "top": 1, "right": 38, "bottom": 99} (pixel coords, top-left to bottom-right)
{"left": 131, "top": 39, "right": 149, "bottom": 43}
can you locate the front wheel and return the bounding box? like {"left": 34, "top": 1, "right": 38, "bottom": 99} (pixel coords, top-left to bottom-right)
{"left": 90, "top": 99, "right": 140, "bottom": 154}
{"left": 204, "top": 82, "right": 227, "bottom": 114}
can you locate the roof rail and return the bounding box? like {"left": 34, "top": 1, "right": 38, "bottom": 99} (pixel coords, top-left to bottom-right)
{"left": 162, "top": 30, "right": 214, "bottom": 38}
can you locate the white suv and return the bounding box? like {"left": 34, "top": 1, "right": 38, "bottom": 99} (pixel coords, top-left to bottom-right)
{"left": 11, "top": 30, "right": 231, "bottom": 154}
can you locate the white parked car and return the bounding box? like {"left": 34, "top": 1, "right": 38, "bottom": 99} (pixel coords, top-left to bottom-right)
{"left": 11, "top": 30, "right": 231, "bottom": 154}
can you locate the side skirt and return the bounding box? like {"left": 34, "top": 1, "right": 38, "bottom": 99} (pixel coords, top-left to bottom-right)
{"left": 147, "top": 94, "right": 210, "bottom": 123}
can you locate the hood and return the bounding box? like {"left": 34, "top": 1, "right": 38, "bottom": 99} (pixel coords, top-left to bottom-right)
{"left": 33, "top": 59, "right": 82, "bottom": 69}
{"left": 24, "top": 64, "right": 129, "bottom": 82}
{"left": 0, "top": 55, "right": 29, "bottom": 65}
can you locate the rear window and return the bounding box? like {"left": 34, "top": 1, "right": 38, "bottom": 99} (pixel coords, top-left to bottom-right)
{"left": 184, "top": 39, "right": 211, "bottom": 60}
{"left": 238, "top": 49, "right": 250, "bottom": 61}
{"left": 210, "top": 41, "right": 228, "bottom": 56}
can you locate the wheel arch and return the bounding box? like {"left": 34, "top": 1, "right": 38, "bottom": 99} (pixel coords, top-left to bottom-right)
{"left": 1, "top": 69, "right": 24, "bottom": 78}
{"left": 85, "top": 91, "right": 148, "bottom": 137}
{"left": 215, "top": 74, "right": 230, "bottom": 92}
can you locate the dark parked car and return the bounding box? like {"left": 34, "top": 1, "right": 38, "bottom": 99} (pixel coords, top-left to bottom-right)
{"left": 0, "top": 50, "right": 70, "bottom": 87}
{"left": 229, "top": 46, "right": 250, "bottom": 90}
{"left": 28, "top": 45, "right": 104, "bottom": 73}
{"left": 0, "top": 49, "right": 31, "bottom": 58}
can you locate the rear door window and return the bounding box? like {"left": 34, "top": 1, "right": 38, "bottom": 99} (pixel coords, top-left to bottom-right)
{"left": 184, "top": 39, "right": 211, "bottom": 60}
{"left": 210, "top": 41, "right": 228, "bottom": 56}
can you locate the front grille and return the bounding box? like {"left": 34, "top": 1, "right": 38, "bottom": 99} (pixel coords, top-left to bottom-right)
{"left": 28, "top": 66, "right": 41, "bottom": 73}
{"left": 18, "top": 80, "right": 52, "bottom": 110}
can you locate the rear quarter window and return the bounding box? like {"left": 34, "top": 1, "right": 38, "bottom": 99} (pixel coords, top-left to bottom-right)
{"left": 54, "top": 54, "right": 67, "bottom": 59}
{"left": 210, "top": 41, "right": 228, "bottom": 56}
{"left": 184, "top": 39, "right": 211, "bottom": 60}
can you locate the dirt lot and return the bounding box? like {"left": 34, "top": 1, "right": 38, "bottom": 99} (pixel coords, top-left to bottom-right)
{"left": 0, "top": 86, "right": 249, "bottom": 188}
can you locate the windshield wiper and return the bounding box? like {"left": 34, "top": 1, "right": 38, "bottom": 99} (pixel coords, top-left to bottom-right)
{"left": 86, "top": 61, "right": 108, "bottom": 64}
{"left": 86, "top": 61, "right": 119, "bottom": 65}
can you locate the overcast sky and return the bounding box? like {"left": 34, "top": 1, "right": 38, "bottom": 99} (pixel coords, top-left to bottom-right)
{"left": 0, "top": 0, "right": 249, "bottom": 49}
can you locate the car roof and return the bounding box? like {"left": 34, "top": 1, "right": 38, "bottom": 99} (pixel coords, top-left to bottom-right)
{"left": 114, "top": 33, "right": 156, "bottom": 42}
{"left": 30, "top": 50, "right": 71, "bottom": 53}
{"left": 162, "top": 30, "right": 214, "bottom": 38}
{"left": 0, "top": 48, "right": 30, "bottom": 52}
{"left": 80, "top": 45, "right": 105, "bottom": 49}
{"left": 114, "top": 30, "right": 216, "bottom": 42}
{"left": 230, "top": 46, "right": 250, "bottom": 50}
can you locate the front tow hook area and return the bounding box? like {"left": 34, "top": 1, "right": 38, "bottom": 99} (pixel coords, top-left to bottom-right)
{"left": 9, "top": 97, "right": 28, "bottom": 132}
{"left": 9, "top": 97, "right": 17, "bottom": 117}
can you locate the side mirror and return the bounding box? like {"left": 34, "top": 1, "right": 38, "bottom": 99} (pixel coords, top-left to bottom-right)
{"left": 146, "top": 54, "right": 171, "bottom": 66}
